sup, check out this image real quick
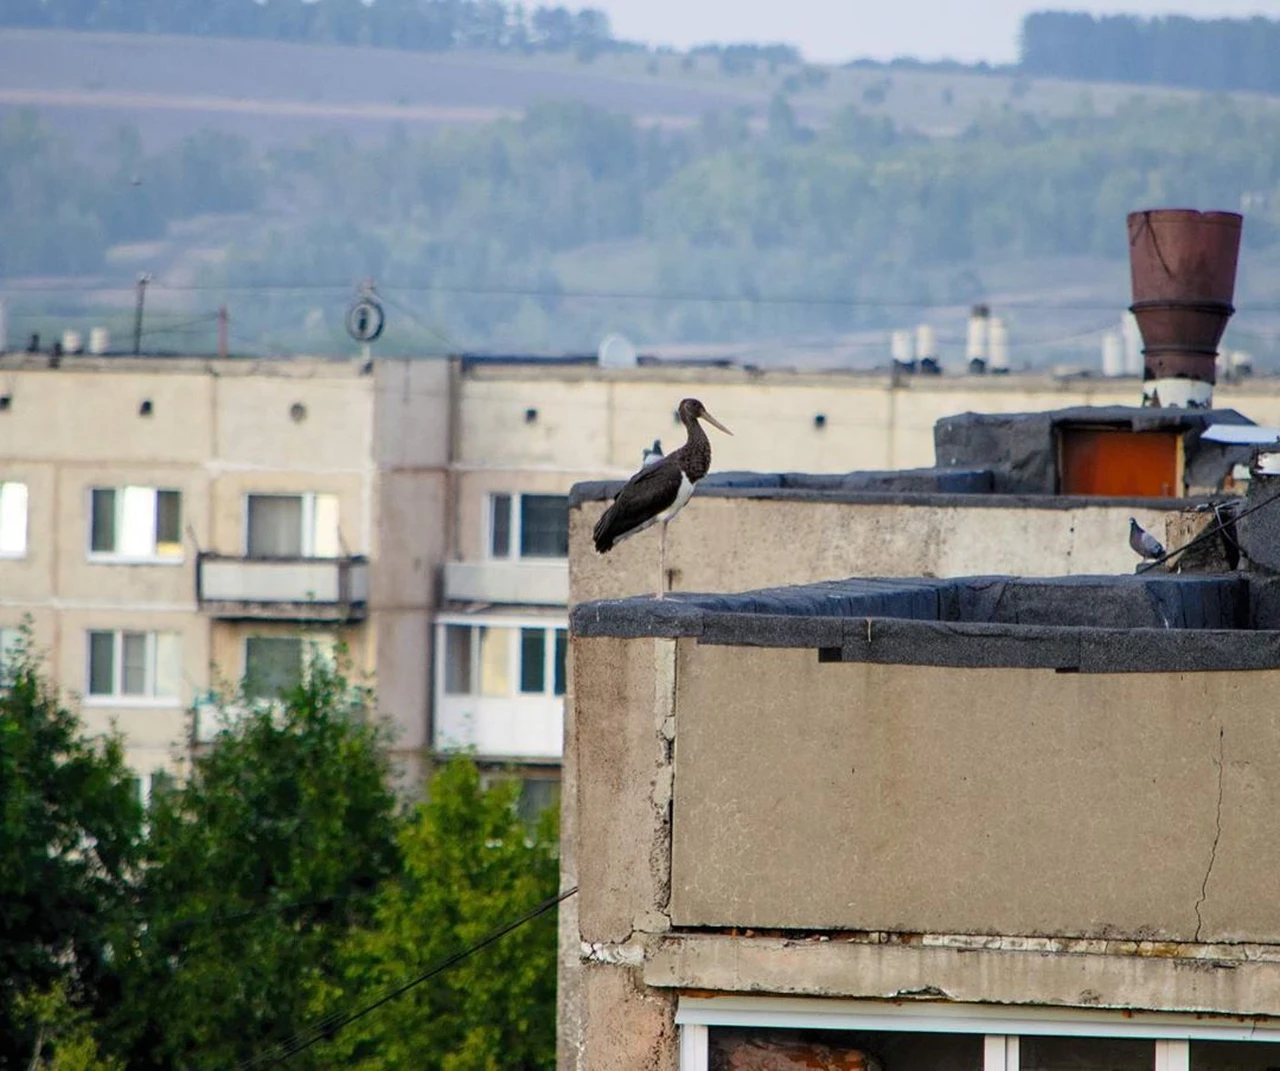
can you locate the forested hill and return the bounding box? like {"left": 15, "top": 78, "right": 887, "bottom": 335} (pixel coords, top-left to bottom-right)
{"left": 1020, "top": 12, "right": 1280, "bottom": 95}
{"left": 0, "top": 0, "right": 624, "bottom": 56}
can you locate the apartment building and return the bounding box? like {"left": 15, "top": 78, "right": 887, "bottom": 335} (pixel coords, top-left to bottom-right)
{"left": 0, "top": 354, "right": 445, "bottom": 790}
{"left": 6, "top": 348, "right": 1280, "bottom": 799}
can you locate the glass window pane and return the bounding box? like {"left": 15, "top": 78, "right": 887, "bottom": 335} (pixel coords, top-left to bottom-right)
{"left": 244, "top": 636, "right": 304, "bottom": 699}
{"left": 88, "top": 631, "right": 115, "bottom": 695}
{"left": 246, "top": 495, "right": 303, "bottom": 558}
{"left": 490, "top": 494, "right": 512, "bottom": 557}
{"left": 90, "top": 488, "right": 116, "bottom": 553}
{"left": 710, "top": 1028, "right": 984, "bottom": 1071}
{"left": 553, "top": 628, "right": 567, "bottom": 696}
{"left": 519, "top": 494, "right": 568, "bottom": 558}
{"left": 0, "top": 482, "right": 28, "bottom": 555}
{"left": 517, "top": 778, "right": 561, "bottom": 825}
{"left": 121, "top": 632, "right": 148, "bottom": 695}
{"left": 443, "top": 625, "right": 472, "bottom": 695}
{"left": 1021, "top": 1036, "right": 1153, "bottom": 1071}
{"left": 119, "top": 487, "right": 157, "bottom": 557}
{"left": 155, "top": 490, "right": 182, "bottom": 555}
{"left": 153, "top": 633, "right": 181, "bottom": 698}
{"left": 311, "top": 493, "right": 340, "bottom": 557}
{"left": 477, "top": 626, "right": 512, "bottom": 698}
{"left": 520, "top": 628, "right": 546, "bottom": 694}
{"left": 1192, "top": 1040, "right": 1280, "bottom": 1071}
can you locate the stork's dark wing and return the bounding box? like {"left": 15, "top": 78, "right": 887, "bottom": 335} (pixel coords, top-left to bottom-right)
{"left": 593, "top": 459, "right": 684, "bottom": 553}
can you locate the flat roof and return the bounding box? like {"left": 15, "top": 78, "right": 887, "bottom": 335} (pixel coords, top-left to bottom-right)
{"left": 571, "top": 574, "right": 1280, "bottom": 673}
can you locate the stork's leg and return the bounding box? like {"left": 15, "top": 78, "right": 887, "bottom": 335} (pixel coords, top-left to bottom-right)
{"left": 657, "top": 520, "right": 668, "bottom": 600}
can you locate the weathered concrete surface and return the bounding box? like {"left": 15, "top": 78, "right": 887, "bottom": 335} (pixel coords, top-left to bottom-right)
{"left": 670, "top": 642, "right": 1280, "bottom": 943}
{"left": 580, "top": 963, "right": 677, "bottom": 1071}
{"left": 646, "top": 934, "right": 1280, "bottom": 1018}
{"left": 570, "top": 496, "right": 1190, "bottom": 604}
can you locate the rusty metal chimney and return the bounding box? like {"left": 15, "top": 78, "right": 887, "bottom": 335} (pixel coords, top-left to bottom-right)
{"left": 1128, "top": 209, "right": 1242, "bottom": 408}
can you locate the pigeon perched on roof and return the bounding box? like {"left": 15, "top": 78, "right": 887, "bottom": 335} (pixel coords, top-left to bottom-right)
{"left": 641, "top": 439, "right": 663, "bottom": 467}
{"left": 1129, "top": 517, "right": 1165, "bottom": 560}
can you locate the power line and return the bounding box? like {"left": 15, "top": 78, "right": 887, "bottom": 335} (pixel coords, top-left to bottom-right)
{"left": 7, "top": 277, "right": 1280, "bottom": 314}
{"left": 233, "top": 884, "right": 578, "bottom": 1071}
{"left": 1137, "top": 488, "right": 1280, "bottom": 573}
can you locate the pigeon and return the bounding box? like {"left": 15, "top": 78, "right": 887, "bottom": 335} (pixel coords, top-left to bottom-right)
{"left": 641, "top": 438, "right": 663, "bottom": 468}
{"left": 1129, "top": 517, "right": 1165, "bottom": 560}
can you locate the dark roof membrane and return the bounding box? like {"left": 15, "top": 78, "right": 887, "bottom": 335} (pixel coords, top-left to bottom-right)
{"left": 570, "top": 575, "right": 1280, "bottom": 673}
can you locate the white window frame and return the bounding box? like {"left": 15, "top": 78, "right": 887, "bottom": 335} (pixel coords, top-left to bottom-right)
{"left": 84, "top": 629, "right": 182, "bottom": 707}
{"left": 242, "top": 492, "right": 340, "bottom": 559}
{"left": 674, "top": 996, "right": 1280, "bottom": 1070}
{"left": 486, "top": 492, "right": 568, "bottom": 561}
{"left": 86, "top": 485, "right": 183, "bottom": 565}
{"left": 434, "top": 615, "right": 567, "bottom": 702}
{"left": 0, "top": 481, "right": 28, "bottom": 558}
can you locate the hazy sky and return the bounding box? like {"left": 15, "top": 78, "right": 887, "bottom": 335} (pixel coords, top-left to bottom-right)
{"left": 595, "top": 0, "right": 1273, "bottom": 64}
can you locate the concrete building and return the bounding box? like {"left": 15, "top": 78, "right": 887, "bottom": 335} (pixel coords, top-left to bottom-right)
{"left": 0, "top": 354, "right": 447, "bottom": 789}
{"left": 6, "top": 347, "right": 1280, "bottom": 797}
{"left": 562, "top": 565, "right": 1280, "bottom": 1069}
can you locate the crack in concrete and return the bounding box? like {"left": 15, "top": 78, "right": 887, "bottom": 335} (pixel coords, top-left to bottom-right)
{"left": 1194, "top": 726, "right": 1225, "bottom": 943}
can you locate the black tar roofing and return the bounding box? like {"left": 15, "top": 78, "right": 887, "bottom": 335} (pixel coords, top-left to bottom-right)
{"left": 570, "top": 575, "right": 1280, "bottom": 673}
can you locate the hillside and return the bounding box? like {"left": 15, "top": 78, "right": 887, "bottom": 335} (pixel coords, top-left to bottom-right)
{"left": 5, "top": 29, "right": 1280, "bottom": 368}
{"left": 3, "top": 28, "right": 1274, "bottom": 153}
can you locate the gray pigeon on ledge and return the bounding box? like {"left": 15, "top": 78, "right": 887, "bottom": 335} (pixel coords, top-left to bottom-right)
{"left": 1129, "top": 517, "right": 1165, "bottom": 560}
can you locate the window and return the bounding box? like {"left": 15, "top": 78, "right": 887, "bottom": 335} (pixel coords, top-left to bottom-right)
{"left": 488, "top": 493, "right": 568, "bottom": 559}
{"left": 0, "top": 482, "right": 27, "bottom": 556}
{"left": 242, "top": 635, "right": 335, "bottom": 700}
{"left": 89, "top": 486, "right": 182, "bottom": 560}
{"left": 86, "top": 630, "right": 180, "bottom": 701}
{"left": 440, "top": 622, "right": 567, "bottom": 699}
{"left": 246, "top": 493, "right": 339, "bottom": 558}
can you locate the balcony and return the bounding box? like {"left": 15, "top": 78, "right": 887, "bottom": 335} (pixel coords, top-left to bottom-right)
{"left": 442, "top": 559, "right": 568, "bottom": 606}
{"left": 433, "top": 694, "right": 563, "bottom": 762}
{"left": 197, "top": 553, "right": 369, "bottom": 622}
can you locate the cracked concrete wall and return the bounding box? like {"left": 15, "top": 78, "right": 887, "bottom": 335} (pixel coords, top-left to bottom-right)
{"left": 560, "top": 634, "right": 678, "bottom": 1070}
{"left": 671, "top": 644, "right": 1280, "bottom": 943}
{"left": 571, "top": 497, "right": 1184, "bottom": 603}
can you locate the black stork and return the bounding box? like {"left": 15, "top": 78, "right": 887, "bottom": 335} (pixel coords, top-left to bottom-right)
{"left": 593, "top": 398, "right": 732, "bottom": 597}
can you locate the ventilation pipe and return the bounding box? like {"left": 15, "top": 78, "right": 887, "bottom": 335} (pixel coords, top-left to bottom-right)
{"left": 1128, "top": 209, "right": 1242, "bottom": 409}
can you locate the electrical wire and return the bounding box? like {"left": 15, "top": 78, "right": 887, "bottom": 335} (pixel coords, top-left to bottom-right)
{"left": 1137, "top": 488, "right": 1280, "bottom": 573}
{"left": 6, "top": 276, "right": 1280, "bottom": 314}
{"left": 233, "top": 884, "right": 578, "bottom": 1071}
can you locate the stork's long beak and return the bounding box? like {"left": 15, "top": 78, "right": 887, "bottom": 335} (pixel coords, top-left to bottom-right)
{"left": 701, "top": 410, "right": 733, "bottom": 436}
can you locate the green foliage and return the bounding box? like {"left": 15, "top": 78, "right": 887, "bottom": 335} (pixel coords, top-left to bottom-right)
{"left": 112, "top": 660, "right": 403, "bottom": 1070}
{"left": 0, "top": 0, "right": 621, "bottom": 56}
{"left": 311, "top": 757, "right": 560, "bottom": 1071}
{"left": 15, "top": 983, "right": 124, "bottom": 1071}
{"left": 0, "top": 627, "right": 143, "bottom": 1068}
{"left": 1020, "top": 12, "right": 1280, "bottom": 95}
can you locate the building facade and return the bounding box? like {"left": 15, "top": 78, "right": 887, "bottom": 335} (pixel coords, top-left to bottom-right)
{"left": 562, "top": 568, "right": 1280, "bottom": 1070}
{"left": 6, "top": 350, "right": 1280, "bottom": 796}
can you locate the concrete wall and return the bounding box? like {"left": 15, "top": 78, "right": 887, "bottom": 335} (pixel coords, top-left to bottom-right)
{"left": 570, "top": 495, "right": 1184, "bottom": 603}
{"left": 563, "top": 628, "right": 1280, "bottom": 1070}
{"left": 458, "top": 365, "right": 1280, "bottom": 475}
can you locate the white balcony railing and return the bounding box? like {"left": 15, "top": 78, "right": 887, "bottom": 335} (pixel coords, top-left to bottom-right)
{"left": 442, "top": 559, "right": 568, "bottom": 606}
{"left": 197, "top": 554, "right": 369, "bottom": 622}
{"left": 433, "top": 694, "right": 564, "bottom": 761}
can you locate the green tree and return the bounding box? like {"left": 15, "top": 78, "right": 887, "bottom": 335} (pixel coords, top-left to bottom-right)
{"left": 0, "top": 630, "right": 143, "bottom": 1068}
{"left": 312, "top": 757, "right": 559, "bottom": 1071}
{"left": 15, "top": 983, "right": 124, "bottom": 1071}
{"left": 112, "top": 660, "right": 403, "bottom": 1070}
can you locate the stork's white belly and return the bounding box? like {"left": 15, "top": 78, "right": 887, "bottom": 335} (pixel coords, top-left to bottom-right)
{"left": 613, "top": 471, "right": 696, "bottom": 546}
{"left": 660, "top": 471, "right": 697, "bottom": 522}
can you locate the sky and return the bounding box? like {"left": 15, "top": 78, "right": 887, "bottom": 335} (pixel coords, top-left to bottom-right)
{"left": 592, "top": 0, "right": 1274, "bottom": 65}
